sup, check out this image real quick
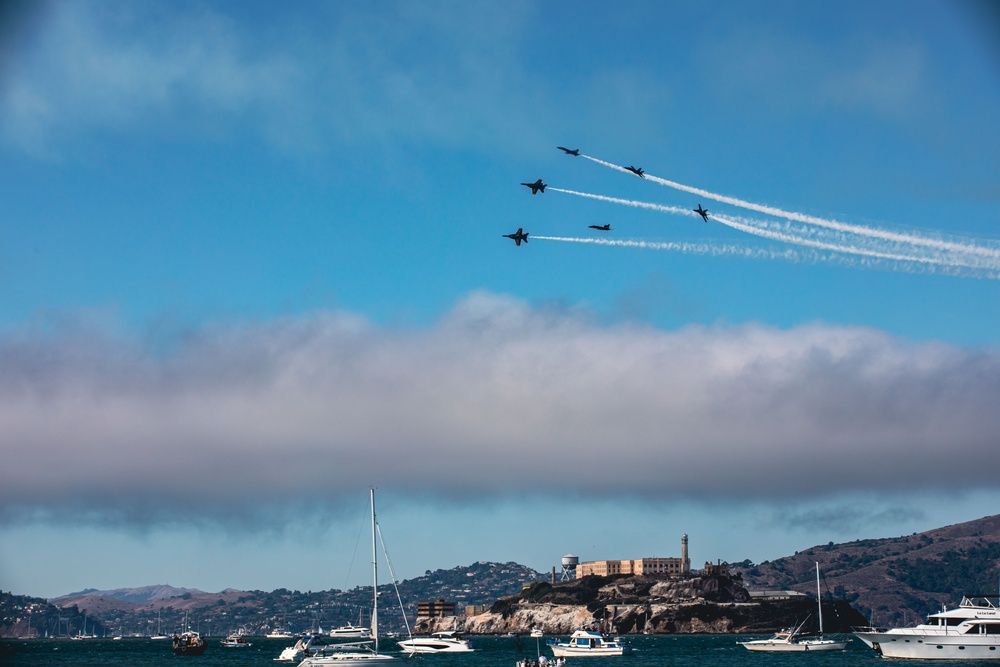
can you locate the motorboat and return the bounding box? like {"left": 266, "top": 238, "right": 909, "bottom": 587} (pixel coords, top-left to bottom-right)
{"left": 173, "top": 631, "right": 208, "bottom": 656}
{"left": 329, "top": 623, "right": 372, "bottom": 640}
{"left": 298, "top": 488, "right": 399, "bottom": 666}
{"left": 738, "top": 562, "right": 848, "bottom": 652}
{"left": 548, "top": 630, "right": 633, "bottom": 657}
{"left": 222, "top": 632, "right": 252, "bottom": 647}
{"left": 276, "top": 634, "right": 335, "bottom": 662}
{"left": 854, "top": 594, "right": 1000, "bottom": 659}
{"left": 268, "top": 629, "right": 296, "bottom": 639}
{"left": 530, "top": 628, "right": 544, "bottom": 638}
{"left": 398, "top": 631, "right": 474, "bottom": 653}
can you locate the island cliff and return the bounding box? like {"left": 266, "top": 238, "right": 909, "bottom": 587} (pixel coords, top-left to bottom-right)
{"left": 412, "top": 573, "right": 866, "bottom": 635}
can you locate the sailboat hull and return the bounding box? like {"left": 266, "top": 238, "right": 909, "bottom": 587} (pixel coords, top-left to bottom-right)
{"left": 740, "top": 639, "right": 848, "bottom": 652}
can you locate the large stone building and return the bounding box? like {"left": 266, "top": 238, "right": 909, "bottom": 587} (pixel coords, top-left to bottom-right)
{"left": 576, "top": 534, "right": 691, "bottom": 578}
{"left": 417, "top": 600, "right": 456, "bottom": 617}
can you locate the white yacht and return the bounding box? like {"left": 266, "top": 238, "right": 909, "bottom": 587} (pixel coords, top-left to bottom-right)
{"left": 854, "top": 595, "right": 1000, "bottom": 660}
{"left": 738, "top": 562, "right": 848, "bottom": 652}
{"left": 329, "top": 624, "right": 372, "bottom": 640}
{"left": 549, "top": 630, "right": 633, "bottom": 657}
{"left": 398, "top": 631, "right": 474, "bottom": 653}
{"left": 268, "top": 629, "right": 296, "bottom": 639}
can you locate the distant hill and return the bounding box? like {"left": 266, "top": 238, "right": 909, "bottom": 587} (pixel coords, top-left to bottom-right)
{"left": 56, "top": 584, "right": 206, "bottom": 605}
{"left": 40, "top": 562, "right": 545, "bottom": 637}
{"left": 732, "top": 513, "right": 1000, "bottom": 626}
{"left": 0, "top": 591, "right": 104, "bottom": 638}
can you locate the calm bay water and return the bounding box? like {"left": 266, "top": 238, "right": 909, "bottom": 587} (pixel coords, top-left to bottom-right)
{"left": 0, "top": 634, "right": 945, "bottom": 667}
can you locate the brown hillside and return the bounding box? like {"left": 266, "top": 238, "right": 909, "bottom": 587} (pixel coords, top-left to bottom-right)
{"left": 733, "top": 514, "right": 1000, "bottom": 627}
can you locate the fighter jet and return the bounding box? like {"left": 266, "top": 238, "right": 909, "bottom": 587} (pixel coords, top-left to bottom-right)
{"left": 521, "top": 179, "right": 546, "bottom": 195}
{"left": 626, "top": 165, "right": 645, "bottom": 178}
{"left": 503, "top": 228, "right": 529, "bottom": 246}
{"left": 557, "top": 147, "right": 580, "bottom": 156}
{"left": 694, "top": 204, "right": 709, "bottom": 222}
{"left": 588, "top": 224, "right": 611, "bottom": 231}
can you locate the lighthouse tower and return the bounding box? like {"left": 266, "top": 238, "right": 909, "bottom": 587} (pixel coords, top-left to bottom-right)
{"left": 681, "top": 534, "right": 690, "bottom": 573}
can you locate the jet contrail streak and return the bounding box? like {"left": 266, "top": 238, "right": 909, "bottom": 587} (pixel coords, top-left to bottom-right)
{"left": 549, "top": 186, "right": 1000, "bottom": 277}
{"left": 713, "top": 213, "right": 948, "bottom": 268}
{"left": 534, "top": 235, "right": 800, "bottom": 261}
{"left": 581, "top": 154, "right": 1000, "bottom": 262}
{"left": 534, "top": 235, "right": 998, "bottom": 278}
{"left": 555, "top": 186, "right": 945, "bottom": 265}
{"left": 549, "top": 187, "right": 693, "bottom": 217}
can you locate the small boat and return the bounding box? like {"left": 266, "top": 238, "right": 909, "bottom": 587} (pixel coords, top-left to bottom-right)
{"left": 738, "top": 562, "right": 848, "bottom": 652}
{"left": 275, "top": 634, "right": 336, "bottom": 662}
{"left": 398, "top": 631, "right": 474, "bottom": 653}
{"left": 520, "top": 633, "right": 564, "bottom": 667}
{"left": 854, "top": 594, "right": 1000, "bottom": 659}
{"left": 173, "top": 631, "right": 208, "bottom": 656}
{"left": 267, "top": 629, "right": 295, "bottom": 639}
{"left": 150, "top": 611, "right": 170, "bottom": 640}
{"left": 518, "top": 658, "right": 565, "bottom": 667}
{"left": 530, "top": 628, "right": 544, "bottom": 638}
{"left": 222, "top": 632, "right": 252, "bottom": 647}
{"left": 549, "top": 630, "right": 633, "bottom": 657}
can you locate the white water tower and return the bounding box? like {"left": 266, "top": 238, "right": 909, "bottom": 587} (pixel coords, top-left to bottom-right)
{"left": 561, "top": 554, "right": 579, "bottom": 581}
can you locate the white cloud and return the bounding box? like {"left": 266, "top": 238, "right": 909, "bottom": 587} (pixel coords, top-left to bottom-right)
{"left": 697, "top": 21, "right": 930, "bottom": 121}
{"left": 2, "top": 292, "right": 998, "bottom": 528}
{"left": 0, "top": 1, "right": 558, "bottom": 158}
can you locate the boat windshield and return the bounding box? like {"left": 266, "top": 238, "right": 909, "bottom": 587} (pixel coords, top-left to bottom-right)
{"left": 962, "top": 596, "right": 1000, "bottom": 609}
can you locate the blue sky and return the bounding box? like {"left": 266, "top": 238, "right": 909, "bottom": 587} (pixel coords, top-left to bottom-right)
{"left": 2, "top": 0, "right": 1000, "bottom": 600}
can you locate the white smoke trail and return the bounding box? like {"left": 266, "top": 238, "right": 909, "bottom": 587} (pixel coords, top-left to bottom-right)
{"left": 547, "top": 187, "right": 1000, "bottom": 278}
{"left": 552, "top": 185, "right": 943, "bottom": 265}
{"left": 713, "top": 213, "right": 948, "bottom": 267}
{"left": 534, "top": 235, "right": 995, "bottom": 278}
{"left": 549, "top": 187, "right": 693, "bottom": 217}
{"left": 581, "top": 154, "right": 1000, "bottom": 264}
{"left": 533, "top": 235, "right": 799, "bottom": 261}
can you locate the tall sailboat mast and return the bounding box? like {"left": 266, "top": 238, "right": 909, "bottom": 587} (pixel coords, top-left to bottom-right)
{"left": 371, "top": 487, "right": 378, "bottom": 653}
{"left": 816, "top": 562, "right": 824, "bottom": 635}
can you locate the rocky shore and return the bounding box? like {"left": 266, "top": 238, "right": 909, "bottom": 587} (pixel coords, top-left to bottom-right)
{"left": 412, "top": 573, "right": 866, "bottom": 635}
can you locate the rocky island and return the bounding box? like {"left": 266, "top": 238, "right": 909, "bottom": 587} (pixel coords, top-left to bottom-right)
{"left": 414, "top": 571, "right": 866, "bottom": 635}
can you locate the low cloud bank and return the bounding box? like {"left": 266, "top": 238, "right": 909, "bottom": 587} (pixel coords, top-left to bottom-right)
{"left": 2, "top": 292, "right": 998, "bottom": 527}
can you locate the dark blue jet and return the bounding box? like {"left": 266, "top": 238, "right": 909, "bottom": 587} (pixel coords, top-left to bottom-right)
{"left": 626, "top": 165, "right": 645, "bottom": 178}
{"left": 588, "top": 224, "right": 611, "bottom": 231}
{"left": 503, "top": 228, "right": 529, "bottom": 246}
{"left": 694, "top": 204, "right": 709, "bottom": 222}
{"left": 557, "top": 147, "right": 580, "bottom": 156}
{"left": 521, "top": 179, "right": 546, "bottom": 195}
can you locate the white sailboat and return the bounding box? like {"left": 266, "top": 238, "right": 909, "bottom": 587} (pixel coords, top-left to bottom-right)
{"left": 739, "top": 562, "right": 849, "bottom": 652}
{"left": 150, "top": 610, "right": 170, "bottom": 640}
{"left": 298, "top": 488, "right": 398, "bottom": 666}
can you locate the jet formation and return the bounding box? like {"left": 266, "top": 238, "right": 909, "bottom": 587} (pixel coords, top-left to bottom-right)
{"left": 503, "top": 228, "right": 529, "bottom": 246}
{"left": 511, "top": 150, "right": 712, "bottom": 248}
{"left": 521, "top": 178, "right": 546, "bottom": 195}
